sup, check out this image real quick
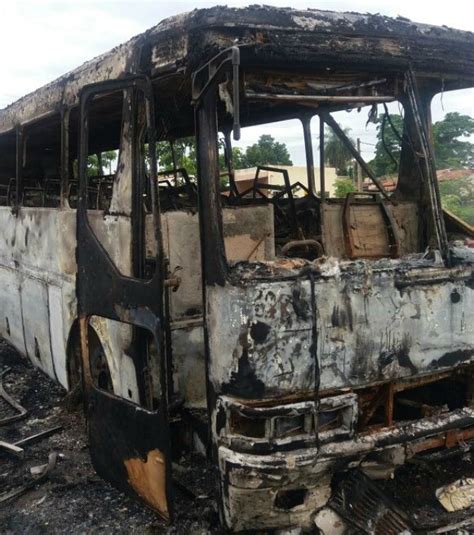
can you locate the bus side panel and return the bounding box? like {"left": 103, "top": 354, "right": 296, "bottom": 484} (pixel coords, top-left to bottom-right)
{"left": 49, "top": 284, "right": 70, "bottom": 388}
{"left": 12, "top": 208, "right": 76, "bottom": 381}
{"left": 0, "top": 208, "right": 26, "bottom": 354}
{"left": 21, "top": 275, "right": 55, "bottom": 379}
{"left": 0, "top": 267, "right": 25, "bottom": 354}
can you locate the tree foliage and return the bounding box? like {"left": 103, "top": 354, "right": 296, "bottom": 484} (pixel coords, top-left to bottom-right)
{"left": 368, "top": 111, "right": 474, "bottom": 225}
{"left": 433, "top": 112, "right": 474, "bottom": 169}
{"left": 371, "top": 114, "right": 403, "bottom": 177}
{"left": 323, "top": 126, "right": 354, "bottom": 176}
{"left": 243, "top": 134, "right": 292, "bottom": 167}
{"left": 439, "top": 175, "right": 474, "bottom": 225}
{"left": 371, "top": 111, "right": 474, "bottom": 176}
{"left": 217, "top": 138, "right": 246, "bottom": 172}
{"left": 154, "top": 134, "right": 293, "bottom": 178}
{"left": 334, "top": 177, "right": 356, "bottom": 198}
{"left": 155, "top": 137, "right": 197, "bottom": 175}
{"left": 86, "top": 150, "right": 117, "bottom": 177}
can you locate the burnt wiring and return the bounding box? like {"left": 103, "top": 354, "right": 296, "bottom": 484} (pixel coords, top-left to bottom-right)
{"left": 381, "top": 113, "right": 399, "bottom": 169}
{"left": 383, "top": 103, "right": 404, "bottom": 144}
{"left": 381, "top": 103, "right": 402, "bottom": 169}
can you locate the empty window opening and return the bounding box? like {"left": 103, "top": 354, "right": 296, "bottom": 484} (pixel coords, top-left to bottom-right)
{"left": 22, "top": 115, "right": 62, "bottom": 208}
{"left": 0, "top": 130, "right": 16, "bottom": 206}
{"left": 229, "top": 410, "right": 267, "bottom": 438}
{"left": 430, "top": 87, "right": 474, "bottom": 232}
{"left": 152, "top": 137, "right": 198, "bottom": 213}
{"left": 68, "top": 92, "right": 122, "bottom": 211}
{"left": 357, "top": 372, "right": 472, "bottom": 431}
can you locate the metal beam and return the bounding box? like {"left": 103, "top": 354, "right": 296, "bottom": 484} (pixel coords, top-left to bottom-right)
{"left": 321, "top": 112, "right": 392, "bottom": 202}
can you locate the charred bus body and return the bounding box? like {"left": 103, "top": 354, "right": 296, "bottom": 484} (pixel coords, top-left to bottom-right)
{"left": 0, "top": 6, "right": 473, "bottom": 531}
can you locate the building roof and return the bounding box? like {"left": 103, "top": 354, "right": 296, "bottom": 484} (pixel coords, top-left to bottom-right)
{"left": 364, "top": 169, "right": 474, "bottom": 191}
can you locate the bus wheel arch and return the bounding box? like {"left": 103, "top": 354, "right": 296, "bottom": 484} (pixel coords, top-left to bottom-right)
{"left": 66, "top": 319, "right": 113, "bottom": 393}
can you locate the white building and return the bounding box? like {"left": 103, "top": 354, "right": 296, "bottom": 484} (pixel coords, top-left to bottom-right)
{"left": 233, "top": 165, "right": 340, "bottom": 197}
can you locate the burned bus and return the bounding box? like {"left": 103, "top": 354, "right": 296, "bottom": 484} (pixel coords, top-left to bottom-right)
{"left": 0, "top": 6, "right": 473, "bottom": 532}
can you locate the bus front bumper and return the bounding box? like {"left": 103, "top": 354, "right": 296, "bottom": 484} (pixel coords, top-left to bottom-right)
{"left": 218, "top": 407, "right": 474, "bottom": 531}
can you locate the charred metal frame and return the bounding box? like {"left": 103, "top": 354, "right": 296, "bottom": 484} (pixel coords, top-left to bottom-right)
{"left": 319, "top": 116, "right": 325, "bottom": 199}
{"left": 0, "top": 6, "right": 473, "bottom": 532}
{"left": 342, "top": 192, "right": 400, "bottom": 258}
{"left": 76, "top": 76, "right": 173, "bottom": 521}
{"left": 192, "top": 46, "right": 241, "bottom": 141}
{"left": 301, "top": 114, "right": 316, "bottom": 196}
{"left": 14, "top": 126, "right": 23, "bottom": 210}
{"left": 193, "top": 47, "right": 244, "bottom": 287}
{"left": 222, "top": 128, "right": 239, "bottom": 197}
{"left": 321, "top": 112, "right": 393, "bottom": 202}
{"left": 405, "top": 70, "right": 450, "bottom": 263}
{"left": 0, "top": 367, "right": 28, "bottom": 425}
{"left": 60, "top": 108, "right": 70, "bottom": 208}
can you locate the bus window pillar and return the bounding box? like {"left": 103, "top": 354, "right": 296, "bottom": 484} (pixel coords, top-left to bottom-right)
{"left": 15, "top": 126, "right": 24, "bottom": 210}
{"left": 195, "top": 89, "right": 227, "bottom": 287}
{"left": 301, "top": 113, "right": 316, "bottom": 196}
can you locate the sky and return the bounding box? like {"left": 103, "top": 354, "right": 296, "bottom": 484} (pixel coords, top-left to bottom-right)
{"left": 1, "top": 0, "right": 473, "bottom": 165}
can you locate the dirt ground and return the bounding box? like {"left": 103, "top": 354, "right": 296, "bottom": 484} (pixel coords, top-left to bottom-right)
{"left": 0, "top": 341, "right": 219, "bottom": 535}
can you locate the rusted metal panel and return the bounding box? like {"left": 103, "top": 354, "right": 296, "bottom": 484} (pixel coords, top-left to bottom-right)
{"left": 208, "top": 258, "right": 473, "bottom": 399}
{"left": 0, "top": 204, "right": 134, "bottom": 392}
{"left": 322, "top": 201, "right": 419, "bottom": 258}
{"left": 170, "top": 323, "right": 206, "bottom": 408}
{"left": 48, "top": 284, "right": 69, "bottom": 388}
{"left": 148, "top": 205, "right": 274, "bottom": 320}
{"left": 316, "top": 262, "right": 474, "bottom": 390}
{"left": 20, "top": 275, "right": 55, "bottom": 379}
{"left": 208, "top": 279, "right": 317, "bottom": 400}
{"left": 217, "top": 405, "right": 474, "bottom": 529}
{"left": 81, "top": 350, "right": 172, "bottom": 521}
{"left": 0, "top": 207, "right": 76, "bottom": 385}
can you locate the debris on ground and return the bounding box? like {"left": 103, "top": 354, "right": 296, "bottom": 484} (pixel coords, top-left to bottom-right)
{"left": 0, "top": 367, "right": 28, "bottom": 426}
{"left": 436, "top": 478, "right": 474, "bottom": 513}
{"left": 0, "top": 340, "right": 220, "bottom": 534}
{"left": 329, "top": 470, "right": 411, "bottom": 534}
{"left": 0, "top": 452, "right": 58, "bottom": 504}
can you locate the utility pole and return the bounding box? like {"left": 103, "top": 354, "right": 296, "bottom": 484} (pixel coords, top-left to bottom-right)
{"left": 356, "top": 138, "right": 363, "bottom": 191}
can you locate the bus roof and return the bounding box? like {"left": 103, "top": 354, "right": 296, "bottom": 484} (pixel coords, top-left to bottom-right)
{"left": 1, "top": 5, "right": 473, "bottom": 134}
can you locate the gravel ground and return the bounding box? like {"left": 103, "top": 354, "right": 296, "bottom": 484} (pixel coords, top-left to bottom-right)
{"left": 0, "top": 341, "right": 219, "bottom": 535}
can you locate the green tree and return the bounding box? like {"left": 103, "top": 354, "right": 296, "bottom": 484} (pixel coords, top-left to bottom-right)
{"left": 324, "top": 126, "right": 354, "bottom": 176}
{"left": 371, "top": 114, "right": 403, "bottom": 176}
{"left": 218, "top": 140, "right": 246, "bottom": 172}
{"left": 439, "top": 175, "right": 474, "bottom": 225}
{"left": 433, "top": 112, "right": 474, "bottom": 169}
{"left": 370, "top": 111, "right": 474, "bottom": 174}
{"left": 149, "top": 134, "right": 294, "bottom": 179}
{"left": 155, "top": 137, "right": 197, "bottom": 175}
{"left": 231, "top": 147, "right": 246, "bottom": 169}
{"left": 334, "top": 177, "right": 356, "bottom": 198}
{"left": 244, "top": 135, "right": 292, "bottom": 167}
{"left": 86, "top": 150, "right": 117, "bottom": 177}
